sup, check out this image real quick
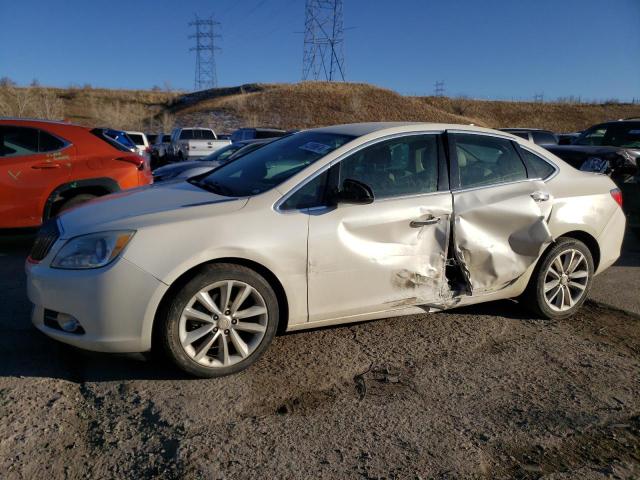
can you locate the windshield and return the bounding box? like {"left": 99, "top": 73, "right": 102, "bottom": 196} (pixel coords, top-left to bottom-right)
{"left": 575, "top": 123, "right": 640, "bottom": 148}
{"left": 191, "top": 131, "right": 354, "bottom": 197}
{"left": 200, "top": 143, "right": 242, "bottom": 162}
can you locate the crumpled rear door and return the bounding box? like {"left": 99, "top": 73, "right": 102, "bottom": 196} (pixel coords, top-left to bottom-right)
{"left": 452, "top": 179, "right": 554, "bottom": 294}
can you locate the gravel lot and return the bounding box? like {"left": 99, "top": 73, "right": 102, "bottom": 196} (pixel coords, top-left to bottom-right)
{"left": 0, "top": 235, "right": 638, "bottom": 479}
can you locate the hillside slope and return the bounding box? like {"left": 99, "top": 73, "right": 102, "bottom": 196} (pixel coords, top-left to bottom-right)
{"left": 2, "top": 82, "right": 639, "bottom": 134}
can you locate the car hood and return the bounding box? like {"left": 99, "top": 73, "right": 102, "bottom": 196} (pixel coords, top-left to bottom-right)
{"left": 154, "top": 160, "right": 222, "bottom": 181}
{"left": 57, "top": 181, "right": 247, "bottom": 238}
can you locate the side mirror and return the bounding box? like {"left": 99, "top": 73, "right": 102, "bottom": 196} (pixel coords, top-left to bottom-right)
{"left": 333, "top": 178, "right": 374, "bottom": 205}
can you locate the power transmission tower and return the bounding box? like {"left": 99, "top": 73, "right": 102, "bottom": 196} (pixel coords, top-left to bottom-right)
{"left": 434, "top": 81, "right": 445, "bottom": 97}
{"left": 302, "top": 0, "right": 345, "bottom": 81}
{"left": 189, "top": 15, "right": 221, "bottom": 91}
{"left": 533, "top": 93, "right": 544, "bottom": 103}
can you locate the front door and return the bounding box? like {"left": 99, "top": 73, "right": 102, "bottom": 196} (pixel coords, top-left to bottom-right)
{"left": 307, "top": 133, "right": 453, "bottom": 322}
{"left": 447, "top": 131, "right": 553, "bottom": 294}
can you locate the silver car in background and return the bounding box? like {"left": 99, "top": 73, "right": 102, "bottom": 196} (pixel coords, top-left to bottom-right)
{"left": 26, "top": 123, "right": 625, "bottom": 377}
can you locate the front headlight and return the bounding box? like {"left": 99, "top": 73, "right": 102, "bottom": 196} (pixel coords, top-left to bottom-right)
{"left": 51, "top": 231, "right": 135, "bottom": 269}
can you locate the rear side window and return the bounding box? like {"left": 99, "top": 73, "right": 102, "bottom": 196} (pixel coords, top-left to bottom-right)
{"left": 520, "top": 149, "right": 556, "bottom": 179}
{"left": 453, "top": 134, "right": 527, "bottom": 189}
{"left": 531, "top": 131, "right": 557, "bottom": 145}
{"left": 0, "top": 126, "right": 66, "bottom": 157}
{"left": 179, "top": 130, "right": 195, "bottom": 140}
{"left": 200, "top": 130, "right": 216, "bottom": 140}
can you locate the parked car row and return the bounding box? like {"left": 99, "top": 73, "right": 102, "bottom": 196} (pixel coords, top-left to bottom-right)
{"left": 501, "top": 120, "right": 640, "bottom": 179}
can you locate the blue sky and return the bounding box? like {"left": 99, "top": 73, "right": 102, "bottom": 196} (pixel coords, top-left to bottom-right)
{"left": 1, "top": 0, "right": 638, "bottom": 101}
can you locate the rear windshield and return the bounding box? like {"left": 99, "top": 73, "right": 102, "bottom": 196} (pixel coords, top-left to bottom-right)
{"left": 128, "top": 134, "right": 145, "bottom": 145}
{"left": 179, "top": 129, "right": 216, "bottom": 140}
{"left": 191, "top": 131, "right": 354, "bottom": 197}
{"left": 90, "top": 128, "right": 132, "bottom": 152}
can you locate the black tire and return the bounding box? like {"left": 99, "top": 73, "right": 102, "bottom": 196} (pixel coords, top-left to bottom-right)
{"left": 55, "top": 194, "right": 98, "bottom": 216}
{"left": 158, "top": 263, "right": 279, "bottom": 378}
{"left": 521, "top": 237, "right": 594, "bottom": 320}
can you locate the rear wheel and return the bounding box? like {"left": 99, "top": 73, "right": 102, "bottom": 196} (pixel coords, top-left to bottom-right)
{"left": 522, "top": 237, "right": 594, "bottom": 320}
{"left": 159, "top": 264, "right": 279, "bottom": 378}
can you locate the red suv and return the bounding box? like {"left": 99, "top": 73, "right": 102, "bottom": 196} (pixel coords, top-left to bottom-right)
{"left": 0, "top": 119, "right": 152, "bottom": 229}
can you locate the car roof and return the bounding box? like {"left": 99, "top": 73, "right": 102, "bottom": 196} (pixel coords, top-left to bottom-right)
{"left": 312, "top": 122, "right": 517, "bottom": 138}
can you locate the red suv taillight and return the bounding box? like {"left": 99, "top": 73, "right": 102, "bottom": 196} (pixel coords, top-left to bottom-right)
{"left": 116, "top": 155, "right": 145, "bottom": 170}
{"left": 610, "top": 188, "right": 623, "bottom": 208}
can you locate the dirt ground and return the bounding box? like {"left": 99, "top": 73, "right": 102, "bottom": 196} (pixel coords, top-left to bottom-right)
{"left": 0, "top": 235, "right": 638, "bottom": 479}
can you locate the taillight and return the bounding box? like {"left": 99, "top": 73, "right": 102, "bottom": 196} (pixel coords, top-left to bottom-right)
{"left": 610, "top": 188, "right": 623, "bottom": 208}
{"left": 116, "top": 155, "right": 145, "bottom": 170}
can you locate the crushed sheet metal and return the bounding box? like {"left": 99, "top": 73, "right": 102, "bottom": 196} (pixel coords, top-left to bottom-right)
{"left": 307, "top": 195, "right": 453, "bottom": 321}
{"left": 452, "top": 181, "right": 554, "bottom": 294}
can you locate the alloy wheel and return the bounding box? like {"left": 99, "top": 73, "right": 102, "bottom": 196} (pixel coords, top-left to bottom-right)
{"left": 543, "top": 248, "right": 589, "bottom": 312}
{"left": 178, "top": 280, "right": 268, "bottom": 367}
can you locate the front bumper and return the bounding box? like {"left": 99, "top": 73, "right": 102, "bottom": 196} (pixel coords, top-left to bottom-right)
{"left": 27, "top": 257, "right": 168, "bottom": 353}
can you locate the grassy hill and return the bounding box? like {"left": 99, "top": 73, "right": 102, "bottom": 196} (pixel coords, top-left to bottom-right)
{"left": 2, "top": 82, "right": 639, "bottom": 134}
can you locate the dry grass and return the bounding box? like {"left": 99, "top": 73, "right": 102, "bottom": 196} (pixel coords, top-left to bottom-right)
{"left": 178, "top": 82, "right": 476, "bottom": 129}
{"left": 0, "top": 85, "right": 180, "bottom": 130}
{"left": 420, "top": 96, "right": 640, "bottom": 132}
{"left": 2, "top": 82, "right": 639, "bottom": 134}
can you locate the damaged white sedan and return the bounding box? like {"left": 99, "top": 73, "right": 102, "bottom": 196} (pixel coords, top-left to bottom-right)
{"left": 26, "top": 123, "right": 625, "bottom": 377}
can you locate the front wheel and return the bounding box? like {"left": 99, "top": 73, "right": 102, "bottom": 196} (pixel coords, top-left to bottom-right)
{"left": 521, "top": 237, "right": 594, "bottom": 320}
{"left": 158, "top": 264, "right": 279, "bottom": 378}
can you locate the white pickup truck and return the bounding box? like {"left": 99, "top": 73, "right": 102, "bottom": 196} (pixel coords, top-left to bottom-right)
{"left": 169, "top": 127, "right": 231, "bottom": 160}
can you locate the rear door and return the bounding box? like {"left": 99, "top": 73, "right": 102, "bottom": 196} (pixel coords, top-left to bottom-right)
{"left": 447, "top": 131, "right": 553, "bottom": 294}
{"left": 0, "top": 126, "right": 73, "bottom": 228}
{"left": 304, "top": 132, "right": 453, "bottom": 322}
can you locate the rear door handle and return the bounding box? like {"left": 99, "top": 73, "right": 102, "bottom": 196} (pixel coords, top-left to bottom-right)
{"left": 32, "top": 163, "right": 61, "bottom": 169}
{"left": 410, "top": 215, "right": 441, "bottom": 228}
{"left": 530, "top": 191, "right": 550, "bottom": 202}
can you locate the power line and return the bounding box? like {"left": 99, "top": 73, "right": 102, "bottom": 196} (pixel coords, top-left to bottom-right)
{"left": 302, "top": 0, "right": 345, "bottom": 81}
{"left": 189, "top": 15, "right": 221, "bottom": 91}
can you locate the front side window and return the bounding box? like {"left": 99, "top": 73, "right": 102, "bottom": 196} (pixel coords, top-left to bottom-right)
{"left": 280, "top": 169, "right": 331, "bottom": 210}
{"left": 193, "top": 131, "right": 354, "bottom": 197}
{"left": 603, "top": 124, "right": 640, "bottom": 148}
{"left": 453, "top": 134, "right": 527, "bottom": 188}
{"left": 337, "top": 134, "right": 439, "bottom": 199}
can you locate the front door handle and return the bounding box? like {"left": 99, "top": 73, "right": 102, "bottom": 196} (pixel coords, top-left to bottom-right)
{"left": 530, "top": 191, "right": 550, "bottom": 202}
{"left": 32, "top": 163, "right": 61, "bottom": 169}
{"left": 410, "top": 215, "right": 441, "bottom": 228}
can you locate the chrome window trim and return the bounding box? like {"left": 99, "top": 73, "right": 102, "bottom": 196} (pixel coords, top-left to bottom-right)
{"left": 451, "top": 177, "right": 543, "bottom": 194}
{"left": 273, "top": 130, "right": 444, "bottom": 213}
